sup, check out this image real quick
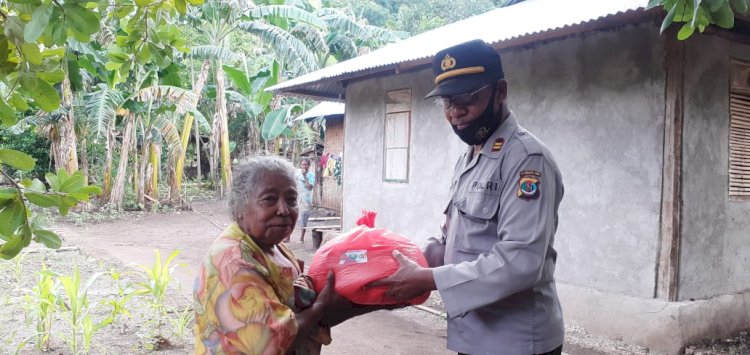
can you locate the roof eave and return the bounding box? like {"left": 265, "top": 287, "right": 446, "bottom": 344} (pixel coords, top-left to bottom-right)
{"left": 272, "top": 7, "right": 661, "bottom": 101}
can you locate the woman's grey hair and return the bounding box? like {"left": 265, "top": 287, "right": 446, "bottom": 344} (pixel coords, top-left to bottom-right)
{"left": 230, "top": 155, "right": 296, "bottom": 221}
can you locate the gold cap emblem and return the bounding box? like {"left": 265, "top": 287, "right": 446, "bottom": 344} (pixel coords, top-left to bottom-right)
{"left": 441, "top": 54, "right": 456, "bottom": 71}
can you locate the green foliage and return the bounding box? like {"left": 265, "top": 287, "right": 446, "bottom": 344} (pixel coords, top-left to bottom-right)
{"left": 0, "top": 156, "right": 102, "bottom": 259}
{"left": 262, "top": 104, "right": 303, "bottom": 141}
{"left": 21, "top": 265, "right": 59, "bottom": 351}
{"left": 168, "top": 303, "right": 193, "bottom": 338}
{"left": 104, "top": 269, "right": 137, "bottom": 326}
{"left": 649, "top": 0, "right": 749, "bottom": 39}
{"left": 134, "top": 249, "right": 182, "bottom": 313}
{"left": 323, "top": 0, "right": 509, "bottom": 35}
{"left": 55, "top": 266, "right": 107, "bottom": 355}
{"left": 0, "top": 127, "right": 50, "bottom": 180}
{"left": 395, "top": 0, "right": 497, "bottom": 34}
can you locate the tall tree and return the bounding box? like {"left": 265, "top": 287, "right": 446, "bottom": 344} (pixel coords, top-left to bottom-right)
{"left": 187, "top": 0, "right": 325, "bottom": 195}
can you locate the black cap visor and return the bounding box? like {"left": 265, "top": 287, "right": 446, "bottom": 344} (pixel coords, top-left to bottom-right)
{"left": 424, "top": 73, "right": 494, "bottom": 99}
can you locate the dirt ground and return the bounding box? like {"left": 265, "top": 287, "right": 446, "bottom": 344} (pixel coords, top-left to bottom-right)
{"left": 2, "top": 198, "right": 744, "bottom": 355}
{"left": 54, "top": 199, "right": 453, "bottom": 355}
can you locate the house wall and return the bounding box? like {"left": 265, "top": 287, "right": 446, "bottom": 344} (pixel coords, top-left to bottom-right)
{"left": 343, "top": 22, "right": 666, "bottom": 298}
{"left": 344, "top": 71, "right": 466, "bottom": 243}
{"left": 506, "top": 23, "right": 666, "bottom": 298}
{"left": 679, "top": 34, "right": 750, "bottom": 300}
{"left": 320, "top": 118, "right": 344, "bottom": 215}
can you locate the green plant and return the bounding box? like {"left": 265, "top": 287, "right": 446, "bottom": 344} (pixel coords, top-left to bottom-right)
{"left": 104, "top": 269, "right": 137, "bottom": 330}
{"left": 0, "top": 155, "right": 103, "bottom": 259}
{"left": 135, "top": 249, "right": 182, "bottom": 314}
{"left": 169, "top": 304, "right": 194, "bottom": 338}
{"left": 21, "top": 265, "right": 59, "bottom": 351}
{"left": 0, "top": 128, "right": 51, "bottom": 181}
{"left": 55, "top": 266, "right": 108, "bottom": 355}
{"left": 649, "top": 0, "right": 749, "bottom": 39}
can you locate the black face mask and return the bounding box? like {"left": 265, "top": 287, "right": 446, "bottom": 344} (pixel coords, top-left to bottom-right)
{"left": 451, "top": 85, "right": 500, "bottom": 146}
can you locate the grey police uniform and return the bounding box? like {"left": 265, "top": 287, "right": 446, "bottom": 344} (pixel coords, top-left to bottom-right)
{"left": 431, "top": 112, "right": 565, "bottom": 355}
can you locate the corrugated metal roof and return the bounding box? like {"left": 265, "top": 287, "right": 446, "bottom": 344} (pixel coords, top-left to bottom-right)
{"left": 268, "top": 0, "right": 654, "bottom": 100}
{"left": 293, "top": 101, "right": 345, "bottom": 122}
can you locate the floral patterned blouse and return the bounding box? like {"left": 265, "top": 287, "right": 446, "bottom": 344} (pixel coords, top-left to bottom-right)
{"left": 194, "top": 223, "right": 330, "bottom": 354}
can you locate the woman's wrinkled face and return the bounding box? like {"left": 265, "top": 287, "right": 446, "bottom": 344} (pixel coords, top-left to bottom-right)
{"left": 238, "top": 173, "right": 299, "bottom": 250}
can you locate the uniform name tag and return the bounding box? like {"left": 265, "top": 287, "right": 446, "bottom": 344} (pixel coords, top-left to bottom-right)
{"left": 470, "top": 180, "right": 500, "bottom": 194}
{"left": 339, "top": 250, "right": 368, "bottom": 265}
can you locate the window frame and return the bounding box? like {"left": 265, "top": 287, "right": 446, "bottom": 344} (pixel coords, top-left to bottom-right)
{"left": 728, "top": 58, "right": 750, "bottom": 201}
{"left": 383, "top": 88, "right": 412, "bottom": 183}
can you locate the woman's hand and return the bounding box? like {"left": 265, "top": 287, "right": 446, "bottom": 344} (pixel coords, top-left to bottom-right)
{"left": 292, "top": 272, "right": 338, "bottom": 350}
{"left": 312, "top": 272, "right": 342, "bottom": 311}
{"left": 317, "top": 270, "right": 408, "bottom": 327}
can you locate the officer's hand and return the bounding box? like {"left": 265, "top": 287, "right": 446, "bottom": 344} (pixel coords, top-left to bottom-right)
{"left": 367, "top": 250, "right": 436, "bottom": 302}
{"left": 422, "top": 238, "right": 446, "bottom": 268}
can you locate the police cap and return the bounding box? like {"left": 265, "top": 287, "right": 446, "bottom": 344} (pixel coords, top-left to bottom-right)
{"left": 425, "top": 39, "right": 504, "bottom": 99}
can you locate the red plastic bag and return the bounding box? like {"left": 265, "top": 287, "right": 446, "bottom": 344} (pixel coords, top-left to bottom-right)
{"left": 308, "top": 211, "right": 429, "bottom": 305}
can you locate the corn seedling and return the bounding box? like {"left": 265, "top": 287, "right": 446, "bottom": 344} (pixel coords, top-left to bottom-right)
{"left": 21, "top": 265, "right": 59, "bottom": 351}
{"left": 169, "top": 304, "right": 193, "bottom": 338}
{"left": 135, "top": 249, "right": 182, "bottom": 315}
{"left": 104, "top": 269, "right": 137, "bottom": 334}
{"left": 56, "top": 266, "right": 107, "bottom": 355}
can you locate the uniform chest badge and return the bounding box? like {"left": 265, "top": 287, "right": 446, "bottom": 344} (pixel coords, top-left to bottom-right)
{"left": 475, "top": 126, "right": 490, "bottom": 141}
{"left": 517, "top": 170, "right": 541, "bottom": 200}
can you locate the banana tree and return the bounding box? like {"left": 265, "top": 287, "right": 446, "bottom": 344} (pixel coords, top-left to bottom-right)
{"left": 172, "top": 58, "right": 211, "bottom": 200}
{"left": 82, "top": 84, "right": 125, "bottom": 199}
{"left": 132, "top": 85, "right": 198, "bottom": 208}
{"left": 309, "top": 7, "right": 405, "bottom": 66}
{"left": 187, "top": 0, "right": 325, "bottom": 195}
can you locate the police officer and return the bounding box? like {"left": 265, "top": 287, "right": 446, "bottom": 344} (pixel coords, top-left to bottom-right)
{"left": 371, "top": 39, "right": 565, "bottom": 355}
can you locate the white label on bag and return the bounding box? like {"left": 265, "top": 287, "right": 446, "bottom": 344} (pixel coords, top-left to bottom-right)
{"left": 339, "top": 250, "right": 368, "bottom": 265}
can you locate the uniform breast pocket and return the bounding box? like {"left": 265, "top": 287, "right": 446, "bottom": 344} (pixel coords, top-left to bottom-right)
{"left": 452, "top": 193, "right": 501, "bottom": 254}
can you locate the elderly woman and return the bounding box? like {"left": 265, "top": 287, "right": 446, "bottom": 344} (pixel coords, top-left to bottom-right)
{"left": 194, "top": 156, "right": 355, "bottom": 355}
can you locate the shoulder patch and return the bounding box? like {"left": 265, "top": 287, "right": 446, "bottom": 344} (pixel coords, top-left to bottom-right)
{"left": 517, "top": 170, "right": 541, "bottom": 200}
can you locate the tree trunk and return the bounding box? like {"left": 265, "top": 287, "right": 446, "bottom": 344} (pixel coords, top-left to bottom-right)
{"left": 215, "top": 59, "right": 232, "bottom": 196}
{"left": 137, "top": 121, "right": 147, "bottom": 208}
{"left": 80, "top": 135, "right": 90, "bottom": 185}
{"left": 195, "top": 111, "right": 202, "bottom": 183}
{"left": 55, "top": 75, "right": 79, "bottom": 174}
{"left": 168, "top": 154, "right": 178, "bottom": 202}
{"left": 245, "top": 118, "right": 256, "bottom": 155}
{"left": 174, "top": 59, "right": 211, "bottom": 199}
{"left": 291, "top": 138, "right": 298, "bottom": 164}
{"left": 101, "top": 122, "right": 114, "bottom": 200}
{"left": 109, "top": 114, "right": 134, "bottom": 209}
{"left": 209, "top": 116, "right": 219, "bottom": 189}
{"left": 146, "top": 142, "right": 160, "bottom": 205}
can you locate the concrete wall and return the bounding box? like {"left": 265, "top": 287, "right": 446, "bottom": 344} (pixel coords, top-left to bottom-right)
{"left": 343, "top": 71, "right": 466, "bottom": 244}
{"left": 505, "top": 23, "right": 666, "bottom": 298}
{"left": 680, "top": 34, "right": 750, "bottom": 300}
{"left": 343, "top": 23, "right": 666, "bottom": 298}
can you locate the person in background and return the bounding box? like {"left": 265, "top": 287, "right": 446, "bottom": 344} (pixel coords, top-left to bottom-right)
{"left": 194, "top": 156, "right": 372, "bottom": 354}
{"left": 371, "top": 39, "right": 565, "bottom": 355}
{"left": 295, "top": 158, "right": 315, "bottom": 243}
